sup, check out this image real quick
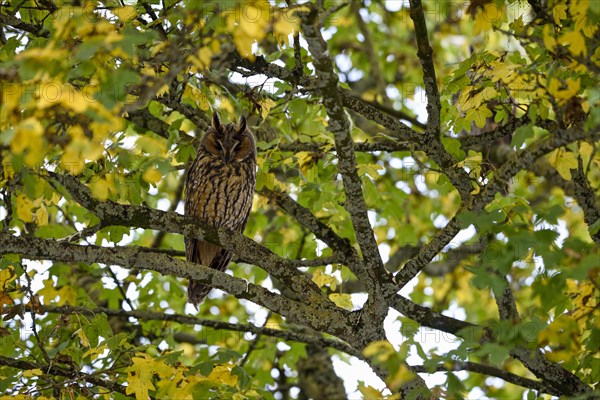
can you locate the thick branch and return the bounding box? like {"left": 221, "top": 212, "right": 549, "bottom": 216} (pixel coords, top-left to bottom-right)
{"left": 126, "top": 108, "right": 189, "bottom": 140}
{"left": 391, "top": 295, "right": 476, "bottom": 336}
{"left": 0, "top": 233, "right": 351, "bottom": 338}
{"left": 47, "top": 172, "right": 331, "bottom": 308}
{"left": 274, "top": 140, "right": 412, "bottom": 154}
{"left": 299, "top": 6, "right": 389, "bottom": 340}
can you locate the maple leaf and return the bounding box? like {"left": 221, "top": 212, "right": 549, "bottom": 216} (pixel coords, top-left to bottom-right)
{"left": 126, "top": 356, "right": 157, "bottom": 399}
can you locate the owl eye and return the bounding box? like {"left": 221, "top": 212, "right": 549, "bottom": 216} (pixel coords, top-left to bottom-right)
{"left": 215, "top": 140, "right": 224, "bottom": 151}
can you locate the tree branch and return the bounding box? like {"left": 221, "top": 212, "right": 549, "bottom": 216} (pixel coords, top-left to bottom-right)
{"left": 230, "top": 53, "right": 473, "bottom": 199}
{"left": 0, "top": 13, "right": 50, "bottom": 38}
{"left": 492, "top": 264, "right": 593, "bottom": 396}
{"left": 408, "top": 0, "right": 440, "bottom": 134}
{"left": 409, "top": 361, "right": 561, "bottom": 396}
{"left": 261, "top": 189, "right": 359, "bottom": 261}
{"left": 0, "top": 233, "right": 352, "bottom": 338}
{"left": 299, "top": 6, "right": 390, "bottom": 342}
{"left": 393, "top": 128, "right": 599, "bottom": 288}
{"left": 571, "top": 156, "right": 600, "bottom": 244}
{"left": 46, "top": 172, "right": 332, "bottom": 309}
{"left": 41, "top": 305, "right": 361, "bottom": 360}
{"left": 0, "top": 355, "right": 127, "bottom": 396}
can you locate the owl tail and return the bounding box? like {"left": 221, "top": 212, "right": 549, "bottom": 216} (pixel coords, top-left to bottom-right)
{"left": 188, "top": 280, "right": 211, "bottom": 307}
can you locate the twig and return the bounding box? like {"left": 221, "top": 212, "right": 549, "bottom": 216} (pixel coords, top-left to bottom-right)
{"left": 0, "top": 355, "right": 126, "bottom": 396}
{"left": 409, "top": 361, "right": 560, "bottom": 396}
{"left": 261, "top": 189, "right": 358, "bottom": 261}
{"left": 41, "top": 305, "right": 360, "bottom": 359}
{"left": 408, "top": 0, "right": 441, "bottom": 134}
{"left": 239, "top": 312, "right": 272, "bottom": 367}
{"left": 58, "top": 222, "right": 104, "bottom": 243}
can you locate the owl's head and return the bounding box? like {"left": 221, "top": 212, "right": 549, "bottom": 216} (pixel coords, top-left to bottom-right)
{"left": 202, "top": 112, "right": 256, "bottom": 165}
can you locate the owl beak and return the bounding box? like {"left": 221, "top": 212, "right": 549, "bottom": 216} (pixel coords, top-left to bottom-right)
{"left": 222, "top": 150, "right": 233, "bottom": 165}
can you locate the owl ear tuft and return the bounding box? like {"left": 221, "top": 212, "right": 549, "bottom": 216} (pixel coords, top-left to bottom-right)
{"left": 237, "top": 115, "right": 247, "bottom": 134}
{"left": 212, "top": 111, "right": 222, "bottom": 130}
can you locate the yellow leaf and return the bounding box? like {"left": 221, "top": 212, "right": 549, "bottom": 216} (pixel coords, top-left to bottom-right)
{"left": 11, "top": 118, "right": 42, "bottom": 153}
{"left": 126, "top": 356, "right": 157, "bottom": 399}
{"left": 231, "top": 1, "right": 270, "bottom": 60}
{"left": 553, "top": 4, "right": 567, "bottom": 24}
{"left": 113, "top": 6, "right": 137, "bottom": 21}
{"left": 0, "top": 266, "right": 16, "bottom": 289}
{"left": 76, "top": 328, "right": 90, "bottom": 347}
{"left": 329, "top": 293, "right": 352, "bottom": 310}
{"left": 183, "top": 84, "right": 209, "bottom": 110}
{"left": 311, "top": 269, "right": 335, "bottom": 288}
{"left": 466, "top": 106, "right": 493, "bottom": 128}
{"left": 137, "top": 136, "right": 167, "bottom": 156}
{"left": 153, "top": 358, "right": 177, "bottom": 379}
{"left": 11, "top": 118, "right": 45, "bottom": 167}
{"left": 90, "top": 178, "right": 110, "bottom": 201}
{"left": 150, "top": 41, "right": 168, "bottom": 57}
{"left": 542, "top": 25, "right": 557, "bottom": 51}
{"left": 273, "top": 17, "right": 297, "bottom": 45}
{"left": 143, "top": 167, "right": 162, "bottom": 185}
{"left": 560, "top": 31, "right": 586, "bottom": 56}
{"left": 387, "top": 364, "right": 417, "bottom": 391}
{"left": 83, "top": 142, "right": 104, "bottom": 162}
{"left": 570, "top": 0, "right": 595, "bottom": 37}
{"left": 358, "top": 383, "right": 384, "bottom": 399}
{"left": 16, "top": 194, "right": 34, "bottom": 223}
{"left": 61, "top": 146, "right": 85, "bottom": 175}
{"left": 232, "top": 32, "right": 256, "bottom": 61}
{"left": 57, "top": 286, "right": 77, "bottom": 306}
{"left": 579, "top": 142, "right": 593, "bottom": 159}
{"left": 203, "top": 364, "right": 238, "bottom": 387}
{"left": 259, "top": 98, "right": 276, "bottom": 119}
{"left": 22, "top": 369, "right": 43, "bottom": 377}
{"left": 548, "top": 149, "right": 578, "bottom": 180}
{"left": 38, "top": 279, "right": 58, "bottom": 302}
{"left": 357, "top": 163, "right": 384, "bottom": 179}
{"left": 156, "top": 84, "right": 170, "bottom": 97}
{"left": 197, "top": 46, "right": 213, "bottom": 69}
{"left": 83, "top": 344, "right": 108, "bottom": 361}
{"left": 473, "top": 9, "right": 491, "bottom": 35}
{"left": 2, "top": 159, "right": 15, "bottom": 180}
{"left": 35, "top": 205, "right": 48, "bottom": 226}
{"left": 363, "top": 340, "right": 395, "bottom": 361}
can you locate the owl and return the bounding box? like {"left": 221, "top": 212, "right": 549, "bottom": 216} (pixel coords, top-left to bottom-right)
{"left": 184, "top": 112, "right": 256, "bottom": 306}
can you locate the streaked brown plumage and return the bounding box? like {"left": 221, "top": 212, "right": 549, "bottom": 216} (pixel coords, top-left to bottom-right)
{"left": 184, "top": 112, "right": 256, "bottom": 306}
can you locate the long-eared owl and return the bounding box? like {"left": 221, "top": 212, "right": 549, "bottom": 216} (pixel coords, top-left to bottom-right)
{"left": 184, "top": 112, "right": 256, "bottom": 306}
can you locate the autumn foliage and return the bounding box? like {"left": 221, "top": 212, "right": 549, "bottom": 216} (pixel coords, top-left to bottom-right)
{"left": 0, "top": 0, "right": 599, "bottom": 399}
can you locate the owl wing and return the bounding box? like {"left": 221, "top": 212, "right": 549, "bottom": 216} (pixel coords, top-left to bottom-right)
{"left": 186, "top": 237, "right": 233, "bottom": 306}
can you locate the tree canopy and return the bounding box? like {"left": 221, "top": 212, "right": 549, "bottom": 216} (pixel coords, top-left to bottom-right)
{"left": 0, "top": 0, "right": 599, "bottom": 399}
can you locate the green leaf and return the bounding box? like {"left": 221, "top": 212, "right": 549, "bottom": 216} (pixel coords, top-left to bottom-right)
{"left": 512, "top": 124, "right": 534, "bottom": 148}
{"left": 442, "top": 136, "right": 466, "bottom": 161}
